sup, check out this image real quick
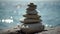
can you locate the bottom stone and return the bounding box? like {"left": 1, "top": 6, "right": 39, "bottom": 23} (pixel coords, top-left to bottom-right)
{"left": 20, "top": 23, "right": 44, "bottom": 34}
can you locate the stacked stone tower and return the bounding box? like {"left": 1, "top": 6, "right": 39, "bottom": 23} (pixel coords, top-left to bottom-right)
{"left": 23, "top": 3, "right": 42, "bottom": 24}
{"left": 20, "top": 3, "right": 44, "bottom": 34}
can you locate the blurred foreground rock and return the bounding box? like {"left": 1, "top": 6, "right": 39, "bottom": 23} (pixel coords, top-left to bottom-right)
{"left": 0, "top": 26, "right": 60, "bottom": 34}
{"left": 36, "top": 26, "right": 60, "bottom": 34}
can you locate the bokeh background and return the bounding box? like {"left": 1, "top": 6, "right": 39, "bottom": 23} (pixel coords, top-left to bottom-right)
{"left": 0, "top": 0, "right": 60, "bottom": 30}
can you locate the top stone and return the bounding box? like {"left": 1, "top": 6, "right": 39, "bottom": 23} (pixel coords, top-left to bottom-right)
{"left": 28, "top": 3, "right": 37, "bottom": 7}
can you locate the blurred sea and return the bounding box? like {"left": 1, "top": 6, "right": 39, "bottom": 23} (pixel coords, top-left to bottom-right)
{"left": 0, "top": 1, "right": 60, "bottom": 30}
